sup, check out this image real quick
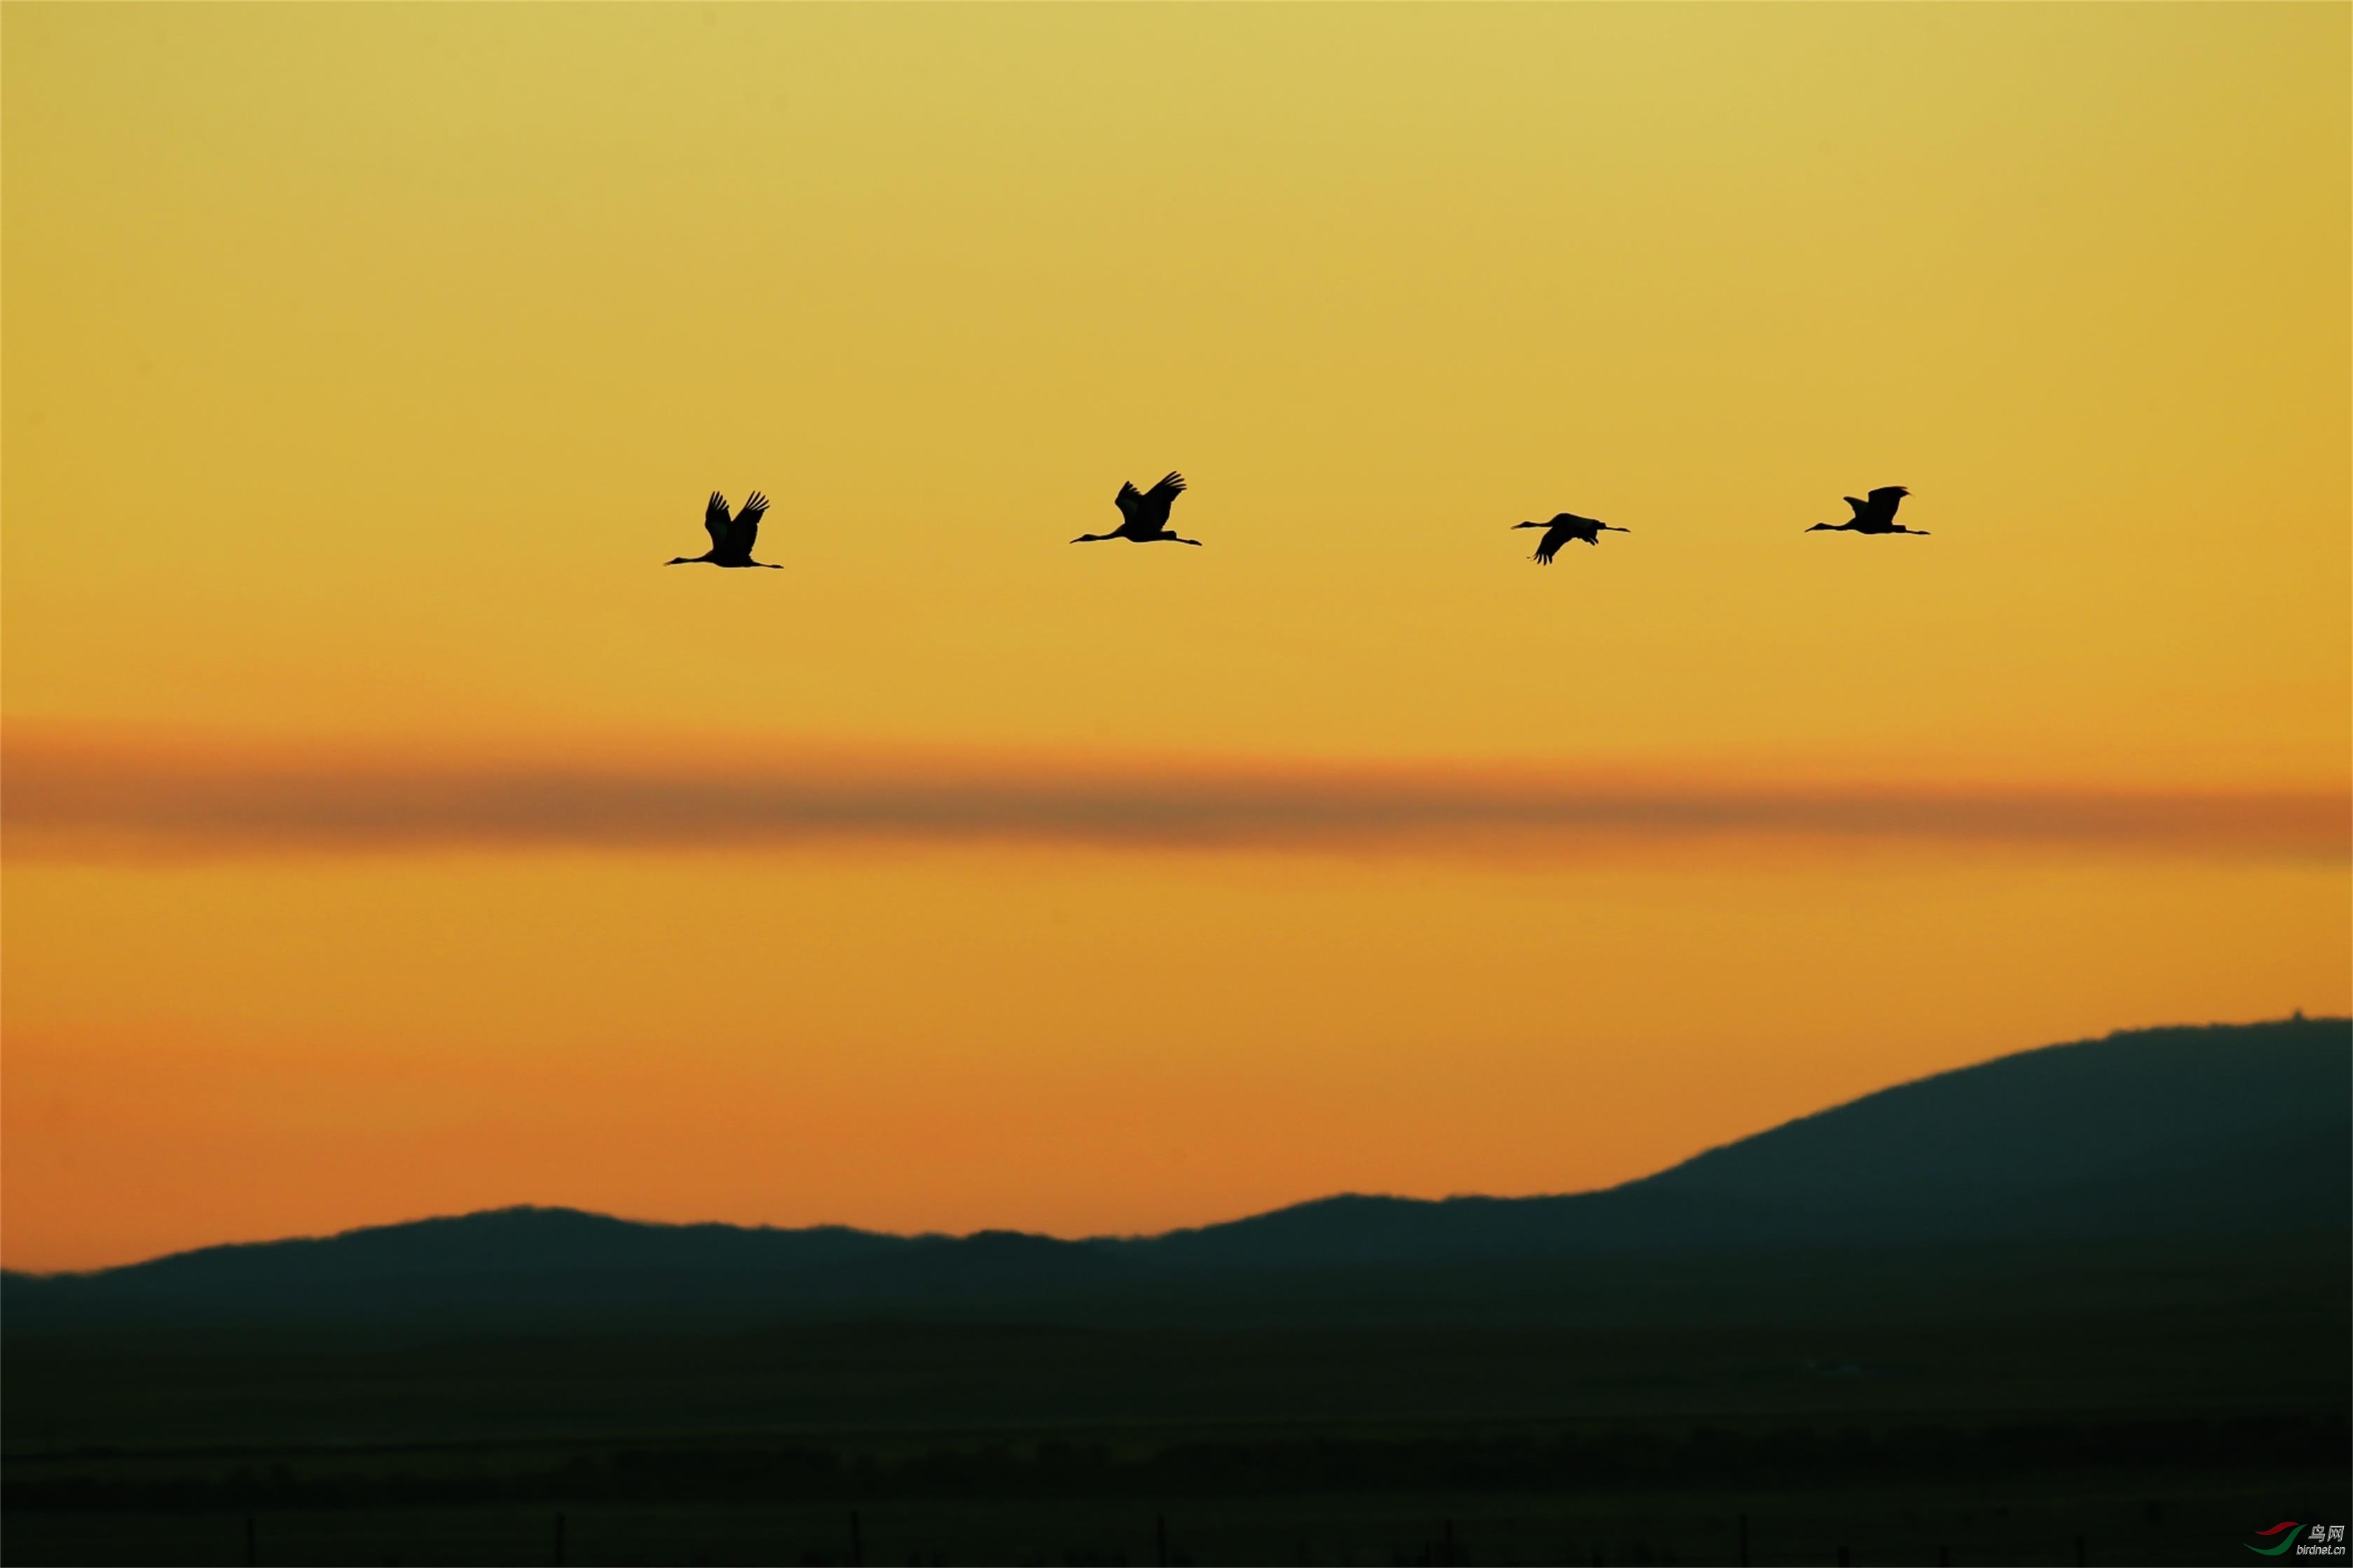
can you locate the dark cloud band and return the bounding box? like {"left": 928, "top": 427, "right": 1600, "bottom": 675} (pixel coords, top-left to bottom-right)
{"left": 6, "top": 740, "right": 2342, "bottom": 862}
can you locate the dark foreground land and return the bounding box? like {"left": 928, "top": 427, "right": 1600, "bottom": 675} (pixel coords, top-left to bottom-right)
{"left": 8, "top": 1022, "right": 2347, "bottom": 1564}
{"left": 7, "top": 1234, "right": 2347, "bottom": 1566}
{"left": 10, "top": 1480, "right": 2347, "bottom": 1568}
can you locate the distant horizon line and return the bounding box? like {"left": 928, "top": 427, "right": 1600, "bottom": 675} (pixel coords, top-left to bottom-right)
{"left": 11, "top": 1013, "right": 2338, "bottom": 1280}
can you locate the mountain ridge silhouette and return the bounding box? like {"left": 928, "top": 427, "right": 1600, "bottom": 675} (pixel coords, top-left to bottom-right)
{"left": 8, "top": 1016, "right": 2342, "bottom": 1327}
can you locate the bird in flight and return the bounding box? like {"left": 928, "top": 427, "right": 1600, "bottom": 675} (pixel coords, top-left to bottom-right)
{"left": 1808, "top": 486, "right": 1925, "bottom": 535}
{"left": 1072, "top": 473, "right": 1199, "bottom": 546}
{"left": 668, "top": 491, "right": 779, "bottom": 568}
{"left": 1513, "top": 511, "right": 1628, "bottom": 565}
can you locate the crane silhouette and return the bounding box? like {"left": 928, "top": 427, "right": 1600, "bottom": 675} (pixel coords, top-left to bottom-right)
{"left": 1513, "top": 511, "right": 1628, "bottom": 565}
{"left": 1808, "top": 486, "right": 1925, "bottom": 535}
{"left": 1072, "top": 473, "right": 1198, "bottom": 546}
{"left": 668, "top": 491, "right": 780, "bottom": 568}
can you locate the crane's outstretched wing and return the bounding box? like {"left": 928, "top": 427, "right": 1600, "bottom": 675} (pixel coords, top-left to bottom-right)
{"left": 705, "top": 493, "right": 734, "bottom": 552}
{"left": 1141, "top": 473, "right": 1187, "bottom": 528}
{"left": 1865, "top": 486, "right": 1907, "bottom": 518}
{"left": 1843, "top": 496, "right": 1870, "bottom": 519}
{"left": 1532, "top": 521, "right": 1574, "bottom": 564}
{"left": 732, "top": 491, "right": 769, "bottom": 557}
{"left": 1112, "top": 474, "right": 1185, "bottom": 534}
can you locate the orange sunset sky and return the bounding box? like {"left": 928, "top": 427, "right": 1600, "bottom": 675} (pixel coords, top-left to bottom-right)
{"left": 4, "top": 4, "right": 2347, "bottom": 1274}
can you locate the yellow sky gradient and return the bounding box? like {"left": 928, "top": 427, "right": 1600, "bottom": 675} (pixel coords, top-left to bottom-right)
{"left": 4, "top": 4, "right": 2347, "bottom": 1272}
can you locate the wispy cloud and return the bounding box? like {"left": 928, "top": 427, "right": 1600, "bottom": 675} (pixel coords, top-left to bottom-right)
{"left": 6, "top": 727, "right": 2342, "bottom": 863}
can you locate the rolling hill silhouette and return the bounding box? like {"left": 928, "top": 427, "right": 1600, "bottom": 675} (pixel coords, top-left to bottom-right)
{"left": 6, "top": 1017, "right": 2342, "bottom": 1330}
